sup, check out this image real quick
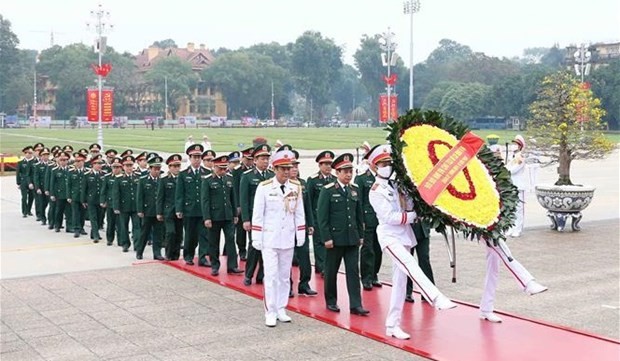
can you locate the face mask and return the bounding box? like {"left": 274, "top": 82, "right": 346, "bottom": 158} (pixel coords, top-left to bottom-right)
{"left": 376, "top": 165, "right": 393, "bottom": 179}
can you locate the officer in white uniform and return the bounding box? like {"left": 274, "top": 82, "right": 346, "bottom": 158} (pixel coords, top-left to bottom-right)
{"left": 357, "top": 140, "right": 371, "bottom": 174}
{"left": 506, "top": 135, "right": 527, "bottom": 237}
{"left": 367, "top": 145, "right": 456, "bottom": 340}
{"left": 251, "top": 150, "right": 306, "bottom": 327}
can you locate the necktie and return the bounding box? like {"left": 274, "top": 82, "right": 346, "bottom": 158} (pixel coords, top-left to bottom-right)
{"left": 343, "top": 185, "right": 347, "bottom": 195}
{"left": 280, "top": 184, "right": 286, "bottom": 194}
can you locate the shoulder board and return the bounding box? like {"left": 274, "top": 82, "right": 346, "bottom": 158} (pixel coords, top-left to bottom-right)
{"left": 259, "top": 179, "right": 273, "bottom": 186}
{"left": 266, "top": 169, "right": 274, "bottom": 174}
{"left": 85, "top": 169, "right": 93, "bottom": 174}
{"left": 116, "top": 174, "right": 125, "bottom": 178}
{"left": 324, "top": 183, "right": 335, "bottom": 189}
{"left": 68, "top": 165, "right": 76, "bottom": 170}
{"left": 52, "top": 165, "right": 59, "bottom": 170}
{"left": 371, "top": 183, "right": 379, "bottom": 190}
{"left": 289, "top": 179, "right": 300, "bottom": 185}
{"left": 102, "top": 173, "right": 111, "bottom": 178}
{"left": 243, "top": 169, "right": 253, "bottom": 175}
{"left": 350, "top": 183, "right": 359, "bottom": 188}
{"left": 140, "top": 174, "right": 148, "bottom": 179}
{"left": 205, "top": 174, "right": 213, "bottom": 179}
{"left": 234, "top": 164, "right": 241, "bottom": 170}
{"left": 309, "top": 173, "right": 319, "bottom": 179}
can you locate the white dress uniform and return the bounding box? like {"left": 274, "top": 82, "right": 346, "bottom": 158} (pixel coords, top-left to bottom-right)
{"left": 506, "top": 145, "right": 527, "bottom": 237}
{"left": 369, "top": 177, "right": 455, "bottom": 332}
{"left": 252, "top": 164, "right": 306, "bottom": 325}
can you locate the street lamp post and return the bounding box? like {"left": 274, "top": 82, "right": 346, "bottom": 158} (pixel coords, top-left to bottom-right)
{"left": 33, "top": 54, "right": 38, "bottom": 127}
{"left": 380, "top": 28, "right": 397, "bottom": 122}
{"left": 87, "top": 4, "right": 113, "bottom": 148}
{"left": 403, "top": 0, "right": 420, "bottom": 110}
{"left": 573, "top": 43, "right": 591, "bottom": 131}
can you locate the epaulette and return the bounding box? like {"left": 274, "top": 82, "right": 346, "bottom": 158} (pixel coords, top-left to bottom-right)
{"left": 259, "top": 179, "right": 273, "bottom": 186}
{"left": 102, "top": 173, "right": 111, "bottom": 178}
{"left": 371, "top": 183, "right": 379, "bottom": 191}
{"left": 52, "top": 165, "right": 59, "bottom": 170}
{"left": 234, "top": 164, "right": 241, "bottom": 170}
{"left": 68, "top": 165, "right": 76, "bottom": 170}
{"left": 140, "top": 174, "right": 148, "bottom": 179}
{"left": 324, "top": 183, "right": 335, "bottom": 189}
{"left": 205, "top": 173, "right": 213, "bottom": 179}
{"left": 84, "top": 168, "right": 93, "bottom": 174}
{"left": 309, "top": 172, "right": 319, "bottom": 179}
{"left": 290, "top": 179, "right": 300, "bottom": 185}
{"left": 350, "top": 183, "right": 359, "bottom": 188}
{"left": 115, "top": 174, "right": 123, "bottom": 178}
{"left": 243, "top": 169, "right": 253, "bottom": 175}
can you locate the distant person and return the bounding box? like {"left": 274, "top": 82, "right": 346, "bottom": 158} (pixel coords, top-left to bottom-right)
{"left": 201, "top": 135, "right": 212, "bottom": 151}
{"left": 507, "top": 135, "right": 527, "bottom": 237}
{"left": 184, "top": 135, "right": 194, "bottom": 153}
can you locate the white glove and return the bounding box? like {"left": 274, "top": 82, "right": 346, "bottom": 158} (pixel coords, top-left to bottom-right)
{"left": 296, "top": 237, "right": 305, "bottom": 248}
{"left": 253, "top": 240, "right": 263, "bottom": 251}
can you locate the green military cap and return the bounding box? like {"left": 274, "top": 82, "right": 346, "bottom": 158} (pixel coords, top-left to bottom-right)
{"left": 332, "top": 153, "right": 354, "bottom": 170}
{"left": 252, "top": 144, "right": 271, "bottom": 158}
{"left": 40, "top": 147, "right": 51, "bottom": 156}
{"left": 186, "top": 144, "right": 204, "bottom": 156}
{"left": 121, "top": 155, "right": 135, "bottom": 165}
{"left": 51, "top": 145, "right": 62, "bottom": 153}
{"left": 315, "top": 150, "right": 335, "bottom": 164}
{"left": 33, "top": 142, "right": 45, "bottom": 151}
{"left": 146, "top": 152, "right": 159, "bottom": 161}
{"left": 135, "top": 151, "right": 148, "bottom": 161}
{"left": 291, "top": 150, "right": 300, "bottom": 164}
{"left": 277, "top": 144, "right": 293, "bottom": 152}
{"left": 22, "top": 145, "right": 34, "bottom": 153}
{"left": 105, "top": 149, "right": 118, "bottom": 157}
{"left": 78, "top": 148, "right": 89, "bottom": 156}
{"left": 58, "top": 151, "right": 71, "bottom": 160}
{"left": 89, "top": 143, "right": 102, "bottom": 152}
{"left": 111, "top": 157, "right": 123, "bottom": 167}
{"left": 228, "top": 151, "right": 241, "bottom": 162}
{"left": 120, "top": 149, "right": 133, "bottom": 158}
{"left": 147, "top": 156, "right": 163, "bottom": 167}
{"left": 212, "top": 155, "right": 229, "bottom": 168}
{"left": 63, "top": 145, "right": 74, "bottom": 152}
{"left": 202, "top": 149, "right": 216, "bottom": 160}
{"left": 241, "top": 147, "right": 254, "bottom": 159}
{"left": 90, "top": 154, "right": 104, "bottom": 164}
{"left": 166, "top": 154, "right": 182, "bottom": 166}
{"left": 74, "top": 152, "right": 87, "bottom": 161}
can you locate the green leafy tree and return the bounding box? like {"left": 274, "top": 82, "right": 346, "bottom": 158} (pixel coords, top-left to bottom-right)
{"left": 150, "top": 39, "right": 177, "bottom": 48}
{"left": 3, "top": 49, "right": 38, "bottom": 115}
{"left": 438, "top": 82, "right": 490, "bottom": 122}
{"left": 331, "top": 64, "right": 369, "bottom": 117}
{"left": 291, "top": 31, "right": 343, "bottom": 124}
{"left": 527, "top": 71, "right": 614, "bottom": 185}
{"left": 590, "top": 59, "right": 620, "bottom": 129}
{"left": 354, "top": 35, "right": 385, "bottom": 117}
{"left": 421, "top": 81, "right": 460, "bottom": 110}
{"left": 0, "top": 15, "right": 20, "bottom": 113}
{"left": 145, "top": 57, "right": 198, "bottom": 119}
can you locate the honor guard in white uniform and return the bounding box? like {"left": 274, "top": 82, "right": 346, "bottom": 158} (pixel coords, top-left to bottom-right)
{"left": 367, "top": 145, "right": 456, "bottom": 340}
{"left": 251, "top": 150, "right": 306, "bottom": 327}
{"left": 506, "top": 135, "right": 527, "bottom": 237}
{"left": 357, "top": 141, "right": 371, "bottom": 174}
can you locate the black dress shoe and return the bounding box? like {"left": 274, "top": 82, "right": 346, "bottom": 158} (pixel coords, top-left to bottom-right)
{"left": 93, "top": 239, "right": 99, "bottom": 244}
{"left": 405, "top": 295, "right": 415, "bottom": 303}
{"left": 27, "top": 212, "right": 33, "bottom": 216}
{"left": 289, "top": 290, "right": 294, "bottom": 298}
{"left": 36, "top": 217, "right": 41, "bottom": 221}
{"left": 55, "top": 228, "right": 60, "bottom": 232}
{"left": 350, "top": 307, "right": 370, "bottom": 316}
{"left": 80, "top": 229, "right": 87, "bottom": 235}
{"left": 372, "top": 280, "right": 383, "bottom": 288}
{"left": 186, "top": 260, "right": 195, "bottom": 266}
{"left": 41, "top": 221, "right": 46, "bottom": 225}
{"left": 227, "top": 268, "right": 244, "bottom": 274}
{"left": 154, "top": 255, "right": 164, "bottom": 261}
{"left": 107, "top": 241, "right": 113, "bottom": 246}
{"left": 211, "top": 269, "right": 219, "bottom": 276}
{"left": 243, "top": 278, "right": 252, "bottom": 286}
{"left": 198, "top": 260, "right": 211, "bottom": 267}
{"left": 362, "top": 283, "right": 373, "bottom": 291}
{"left": 136, "top": 254, "right": 143, "bottom": 260}
{"left": 122, "top": 246, "right": 129, "bottom": 253}
{"left": 298, "top": 288, "right": 318, "bottom": 296}
{"left": 22, "top": 214, "right": 27, "bottom": 218}
{"left": 48, "top": 224, "right": 54, "bottom": 230}
{"left": 326, "top": 304, "right": 340, "bottom": 313}
{"left": 73, "top": 232, "right": 80, "bottom": 238}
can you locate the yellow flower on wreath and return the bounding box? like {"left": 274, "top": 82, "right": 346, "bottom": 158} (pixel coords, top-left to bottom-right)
{"left": 400, "top": 124, "right": 500, "bottom": 228}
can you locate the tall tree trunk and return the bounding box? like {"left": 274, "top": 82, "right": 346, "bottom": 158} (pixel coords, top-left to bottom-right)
{"left": 556, "top": 144, "right": 572, "bottom": 186}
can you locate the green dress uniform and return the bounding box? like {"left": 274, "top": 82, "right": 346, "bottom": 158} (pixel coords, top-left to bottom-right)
{"left": 240, "top": 167, "right": 274, "bottom": 283}
{"left": 33, "top": 158, "right": 51, "bottom": 224}
{"left": 136, "top": 174, "right": 163, "bottom": 259}
{"left": 49, "top": 165, "right": 72, "bottom": 232}
{"left": 232, "top": 162, "right": 250, "bottom": 259}
{"left": 306, "top": 171, "right": 335, "bottom": 274}
{"left": 201, "top": 171, "right": 239, "bottom": 273}
{"left": 44, "top": 160, "right": 57, "bottom": 228}
{"left": 354, "top": 169, "right": 383, "bottom": 288}
{"left": 67, "top": 166, "right": 87, "bottom": 236}
{"left": 176, "top": 166, "right": 210, "bottom": 265}
{"left": 112, "top": 172, "right": 141, "bottom": 251}
{"left": 100, "top": 172, "right": 120, "bottom": 245}
{"left": 156, "top": 172, "right": 183, "bottom": 260}
{"left": 406, "top": 220, "right": 435, "bottom": 298}
{"left": 81, "top": 168, "right": 105, "bottom": 241}
{"left": 317, "top": 180, "right": 365, "bottom": 310}
{"left": 16, "top": 156, "right": 35, "bottom": 217}
{"left": 293, "top": 177, "right": 316, "bottom": 294}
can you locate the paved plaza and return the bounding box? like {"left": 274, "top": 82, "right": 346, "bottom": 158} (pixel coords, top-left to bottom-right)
{"left": 1, "top": 149, "right": 618, "bottom": 360}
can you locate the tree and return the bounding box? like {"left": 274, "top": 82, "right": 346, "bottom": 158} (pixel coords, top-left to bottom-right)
{"left": 0, "top": 15, "right": 20, "bottom": 113}
{"left": 590, "top": 59, "right": 620, "bottom": 130}
{"left": 150, "top": 39, "right": 177, "bottom": 48}
{"left": 527, "top": 71, "right": 614, "bottom": 185}
{"left": 331, "top": 64, "right": 368, "bottom": 118}
{"left": 438, "top": 82, "right": 490, "bottom": 122}
{"left": 421, "top": 81, "right": 460, "bottom": 110}
{"left": 145, "top": 57, "right": 198, "bottom": 119}
{"left": 291, "top": 31, "right": 343, "bottom": 124}
{"left": 354, "top": 35, "right": 385, "bottom": 117}
{"left": 3, "top": 49, "right": 38, "bottom": 115}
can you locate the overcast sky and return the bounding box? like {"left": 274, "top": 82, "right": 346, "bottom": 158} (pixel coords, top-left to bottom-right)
{"left": 3, "top": 0, "right": 619, "bottom": 65}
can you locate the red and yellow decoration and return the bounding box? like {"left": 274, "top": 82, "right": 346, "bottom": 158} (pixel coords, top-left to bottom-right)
{"left": 388, "top": 110, "right": 518, "bottom": 243}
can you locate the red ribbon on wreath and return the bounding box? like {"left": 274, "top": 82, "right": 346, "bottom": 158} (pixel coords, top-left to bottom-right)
{"left": 91, "top": 63, "right": 112, "bottom": 77}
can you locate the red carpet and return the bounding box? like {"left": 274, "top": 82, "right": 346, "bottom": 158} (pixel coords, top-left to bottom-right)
{"left": 163, "top": 258, "right": 619, "bottom": 361}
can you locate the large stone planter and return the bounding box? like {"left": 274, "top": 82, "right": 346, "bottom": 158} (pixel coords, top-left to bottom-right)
{"left": 534, "top": 184, "right": 596, "bottom": 231}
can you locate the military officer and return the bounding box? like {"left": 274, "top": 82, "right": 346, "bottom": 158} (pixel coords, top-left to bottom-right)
{"left": 201, "top": 149, "right": 215, "bottom": 173}
{"left": 103, "top": 149, "right": 117, "bottom": 174}
{"left": 202, "top": 155, "right": 243, "bottom": 275}
{"left": 306, "top": 150, "right": 335, "bottom": 275}
{"left": 232, "top": 147, "right": 254, "bottom": 261}
{"left": 33, "top": 147, "right": 51, "bottom": 224}
{"left": 120, "top": 149, "right": 133, "bottom": 159}
{"left": 80, "top": 155, "right": 105, "bottom": 242}
{"left": 355, "top": 148, "right": 383, "bottom": 291}
{"left": 507, "top": 134, "right": 527, "bottom": 237}
{"left": 286, "top": 147, "right": 318, "bottom": 297}
{"left": 44, "top": 149, "right": 59, "bottom": 229}
{"left": 136, "top": 156, "right": 164, "bottom": 260}
{"left": 67, "top": 153, "right": 88, "bottom": 237}
{"left": 240, "top": 144, "right": 274, "bottom": 286}
{"left": 135, "top": 151, "right": 149, "bottom": 176}
{"left": 176, "top": 144, "right": 210, "bottom": 266}
{"left": 16, "top": 145, "right": 36, "bottom": 218}
{"left": 252, "top": 149, "right": 306, "bottom": 327}
{"left": 100, "top": 157, "right": 122, "bottom": 246}
{"left": 49, "top": 151, "right": 72, "bottom": 232}
{"left": 317, "top": 153, "right": 369, "bottom": 316}
{"left": 157, "top": 154, "right": 184, "bottom": 260}
{"left": 112, "top": 155, "right": 141, "bottom": 252}
{"left": 33, "top": 143, "right": 45, "bottom": 158}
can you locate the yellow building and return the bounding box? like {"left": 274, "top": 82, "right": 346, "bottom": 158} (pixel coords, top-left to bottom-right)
{"left": 134, "top": 42, "right": 227, "bottom": 119}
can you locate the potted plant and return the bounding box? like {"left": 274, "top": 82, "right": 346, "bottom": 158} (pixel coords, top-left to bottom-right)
{"left": 527, "top": 71, "right": 615, "bottom": 231}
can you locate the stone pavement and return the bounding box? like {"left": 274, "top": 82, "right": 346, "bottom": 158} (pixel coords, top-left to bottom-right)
{"left": 1, "top": 150, "right": 619, "bottom": 360}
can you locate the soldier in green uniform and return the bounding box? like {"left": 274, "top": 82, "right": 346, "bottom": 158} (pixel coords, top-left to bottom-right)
{"left": 232, "top": 147, "right": 254, "bottom": 260}
{"left": 317, "top": 153, "right": 369, "bottom": 316}
{"left": 201, "top": 150, "right": 215, "bottom": 173}
{"left": 31, "top": 143, "right": 45, "bottom": 220}
{"left": 67, "top": 153, "right": 88, "bottom": 237}
{"left": 86, "top": 143, "right": 101, "bottom": 168}
{"left": 240, "top": 144, "right": 274, "bottom": 286}
{"left": 135, "top": 152, "right": 149, "bottom": 176}
{"left": 100, "top": 157, "right": 122, "bottom": 246}
{"left": 176, "top": 144, "right": 210, "bottom": 266}
{"left": 136, "top": 156, "right": 164, "bottom": 260}
{"left": 202, "top": 155, "right": 243, "bottom": 276}
{"left": 81, "top": 154, "right": 105, "bottom": 242}
{"left": 103, "top": 149, "right": 117, "bottom": 174}
{"left": 16, "top": 145, "right": 36, "bottom": 218}
{"left": 44, "top": 148, "right": 60, "bottom": 229}
{"left": 49, "top": 151, "right": 72, "bottom": 232}
{"left": 112, "top": 155, "right": 141, "bottom": 252}
{"left": 405, "top": 220, "right": 435, "bottom": 303}
{"left": 284, "top": 146, "right": 318, "bottom": 297}
{"left": 157, "top": 154, "right": 184, "bottom": 260}
{"left": 306, "top": 150, "right": 335, "bottom": 275}
{"left": 33, "top": 147, "right": 51, "bottom": 225}
{"left": 355, "top": 149, "right": 383, "bottom": 290}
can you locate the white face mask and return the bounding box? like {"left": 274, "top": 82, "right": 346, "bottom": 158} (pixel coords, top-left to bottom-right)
{"left": 376, "top": 165, "right": 393, "bottom": 179}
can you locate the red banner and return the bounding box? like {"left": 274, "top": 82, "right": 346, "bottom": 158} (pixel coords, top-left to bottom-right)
{"left": 379, "top": 94, "right": 398, "bottom": 123}
{"left": 86, "top": 88, "right": 114, "bottom": 122}
{"left": 418, "top": 132, "right": 485, "bottom": 205}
